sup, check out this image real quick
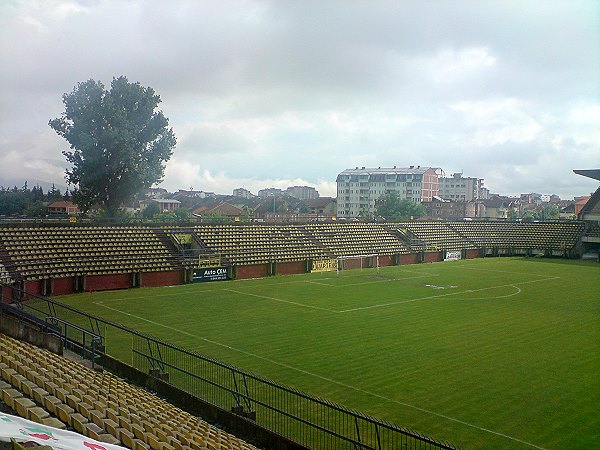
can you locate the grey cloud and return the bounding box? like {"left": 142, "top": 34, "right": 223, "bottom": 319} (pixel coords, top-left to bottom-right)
{"left": 0, "top": 0, "right": 598, "bottom": 200}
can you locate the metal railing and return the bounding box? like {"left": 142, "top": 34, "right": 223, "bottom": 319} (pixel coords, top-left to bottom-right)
{"left": 1, "top": 282, "right": 459, "bottom": 449}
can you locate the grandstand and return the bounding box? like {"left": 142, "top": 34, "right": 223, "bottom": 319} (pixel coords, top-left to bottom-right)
{"left": 393, "top": 221, "right": 476, "bottom": 251}
{"left": 574, "top": 169, "right": 600, "bottom": 259}
{"left": 447, "top": 221, "right": 584, "bottom": 254}
{"left": 193, "top": 224, "right": 330, "bottom": 266}
{"left": 0, "top": 221, "right": 588, "bottom": 298}
{"left": 303, "top": 223, "right": 410, "bottom": 257}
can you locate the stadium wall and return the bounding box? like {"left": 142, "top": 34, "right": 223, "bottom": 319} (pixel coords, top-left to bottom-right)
{"left": 400, "top": 253, "right": 420, "bottom": 265}
{"left": 23, "top": 280, "right": 42, "bottom": 300}
{"left": 1, "top": 286, "right": 12, "bottom": 303}
{"left": 465, "top": 249, "right": 481, "bottom": 259}
{"left": 276, "top": 261, "right": 307, "bottom": 275}
{"left": 52, "top": 277, "right": 75, "bottom": 296}
{"left": 86, "top": 273, "right": 132, "bottom": 291}
{"left": 377, "top": 255, "right": 395, "bottom": 267}
{"left": 342, "top": 257, "right": 365, "bottom": 270}
{"left": 236, "top": 264, "right": 270, "bottom": 280}
{"left": 424, "top": 251, "right": 443, "bottom": 263}
{"left": 141, "top": 270, "right": 183, "bottom": 287}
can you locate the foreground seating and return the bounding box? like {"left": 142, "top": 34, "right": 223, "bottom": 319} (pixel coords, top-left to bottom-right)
{"left": 0, "top": 333, "right": 257, "bottom": 450}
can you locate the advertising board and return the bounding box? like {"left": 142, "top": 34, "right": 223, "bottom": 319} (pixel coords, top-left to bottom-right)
{"left": 312, "top": 259, "right": 338, "bottom": 272}
{"left": 444, "top": 250, "right": 462, "bottom": 261}
{"left": 193, "top": 267, "right": 228, "bottom": 282}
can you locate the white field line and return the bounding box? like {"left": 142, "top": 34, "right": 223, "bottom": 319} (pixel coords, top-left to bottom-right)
{"left": 93, "top": 300, "right": 548, "bottom": 450}
{"left": 225, "top": 273, "right": 439, "bottom": 310}
{"left": 94, "top": 288, "right": 224, "bottom": 302}
{"left": 223, "top": 289, "right": 336, "bottom": 312}
{"left": 338, "top": 277, "right": 560, "bottom": 313}
{"left": 304, "top": 280, "right": 336, "bottom": 286}
{"left": 96, "top": 266, "right": 441, "bottom": 302}
{"left": 446, "top": 265, "right": 552, "bottom": 278}
{"left": 253, "top": 266, "right": 437, "bottom": 285}
{"left": 469, "top": 285, "right": 522, "bottom": 299}
{"left": 305, "top": 273, "right": 436, "bottom": 287}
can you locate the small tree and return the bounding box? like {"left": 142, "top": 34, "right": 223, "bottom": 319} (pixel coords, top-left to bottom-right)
{"left": 173, "top": 207, "right": 191, "bottom": 222}
{"left": 49, "top": 76, "right": 176, "bottom": 216}
{"left": 142, "top": 201, "right": 160, "bottom": 218}
{"left": 540, "top": 204, "right": 559, "bottom": 220}
{"left": 376, "top": 192, "right": 426, "bottom": 221}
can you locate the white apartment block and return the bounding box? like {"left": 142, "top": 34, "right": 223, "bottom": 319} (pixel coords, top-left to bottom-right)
{"left": 233, "top": 187, "right": 255, "bottom": 199}
{"left": 336, "top": 166, "right": 442, "bottom": 218}
{"left": 286, "top": 185, "right": 319, "bottom": 200}
{"left": 258, "top": 187, "right": 283, "bottom": 198}
{"left": 438, "top": 173, "right": 487, "bottom": 202}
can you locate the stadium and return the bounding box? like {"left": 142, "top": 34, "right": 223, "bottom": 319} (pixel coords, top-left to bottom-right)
{"left": 1, "top": 187, "right": 599, "bottom": 450}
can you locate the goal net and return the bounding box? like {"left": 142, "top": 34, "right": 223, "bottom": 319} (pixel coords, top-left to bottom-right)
{"left": 336, "top": 254, "right": 380, "bottom": 275}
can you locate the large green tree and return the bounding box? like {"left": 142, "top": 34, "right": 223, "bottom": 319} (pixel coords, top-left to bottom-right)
{"left": 540, "top": 204, "right": 560, "bottom": 220}
{"left": 376, "top": 192, "right": 426, "bottom": 221}
{"left": 49, "top": 76, "right": 176, "bottom": 216}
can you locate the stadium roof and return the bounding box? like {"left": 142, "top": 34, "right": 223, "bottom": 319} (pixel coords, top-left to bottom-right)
{"left": 573, "top": 169, "right": 600, "bottom": 181}
{"left": 338, "top": 166, "right": 442, "bottom": 176}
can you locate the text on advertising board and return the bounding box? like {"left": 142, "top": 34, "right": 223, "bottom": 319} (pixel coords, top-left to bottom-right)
{"left": 193, "top": 267, "right": 228, "bottom": 282}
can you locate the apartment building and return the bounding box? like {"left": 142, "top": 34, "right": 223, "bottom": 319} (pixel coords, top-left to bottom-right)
{"left": 438, "top": 173, "right": 487, "bottom": 202}
{"left": 336, "top": 166, "right": 442, "bottom": 218}
{"left": 286, "top": 185, "right": 319, "bottom": 200}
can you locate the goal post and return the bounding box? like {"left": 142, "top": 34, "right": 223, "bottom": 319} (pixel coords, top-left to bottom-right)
{"left": 337, "top": 253, "right": 379, "bottom": 275}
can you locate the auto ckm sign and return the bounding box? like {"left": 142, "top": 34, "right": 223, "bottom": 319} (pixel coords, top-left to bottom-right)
{"left": 192, "top": 267, "right": 228, "bottom": 282}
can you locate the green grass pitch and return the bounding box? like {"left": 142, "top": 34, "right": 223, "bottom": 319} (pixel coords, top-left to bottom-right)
{"left": 53, "top": 257, "right": 599, "bottom": 449}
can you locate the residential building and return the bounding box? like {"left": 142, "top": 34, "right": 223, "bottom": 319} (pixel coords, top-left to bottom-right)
{"left": 193, "top": 202, "right": 245, "bottom": 220}
{"left": 438, "top": 173, "right": 486, "bottom": 202}
{"left": 549, "top": 194, "right": 561, "bottom": 203}
{"left": 47, "top": 201, "right": 80, "bottom": 216}
{"left": 258, "top": 188, "right": 283, "bottom": 198}
{"left": 232, "top": 188, "right": 255, "bottom": 199}
{"left": 336, "top": 166, "right": 442, "bottom": 218}
{"left": 423, "top": 198, "right": 482, "bottom": 219}
{"left": 520, "top": 193, "right": 543, "bottom": 205}
{"left": 149, "top": 198, "right": 180, "bottom": 213}
{"left": 575, "top": 196, "right": 592, "bottom": 217}
{"left": 305, "top": 197, "right": 336, "bottom": 218}
{"left": 286, "top": 185, "right": 319, "bottom": 200}
{"left": 174, "top": 189, "right": 215, "bottom": 199}
{"left": 480, "top": 197, "right": 511, "bottom": 219}
{"left": 143, "top": 187, "right": 168, "bottom": 198}
{"left": 559, "top": 203, "right": 576, "bottom": 220}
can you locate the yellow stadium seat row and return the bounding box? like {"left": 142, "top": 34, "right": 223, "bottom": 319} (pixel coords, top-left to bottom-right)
{"left": 0, "top": 333, "right": 257, "bottom": 450}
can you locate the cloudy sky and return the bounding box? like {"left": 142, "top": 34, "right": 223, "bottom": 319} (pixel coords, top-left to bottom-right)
{"left": 1, "top": 0, "right": 599, "bottom": 199}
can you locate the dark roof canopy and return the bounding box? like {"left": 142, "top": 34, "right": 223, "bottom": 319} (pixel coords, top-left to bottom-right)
{"left": 573, "top": 169, "right": 600, "bottom": 181}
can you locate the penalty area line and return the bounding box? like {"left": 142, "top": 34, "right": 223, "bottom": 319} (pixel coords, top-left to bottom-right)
{"left": 93, "top": 301, "right": 547, "bottom": 450}
{"left": 304, "top": 273, "right": 436, "bottom": 287}
{"left": 223, "top": 288, "right": 336, "bottom": 312}
{"left": 338, "top": 277, "right": 560, "bottom": 313}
